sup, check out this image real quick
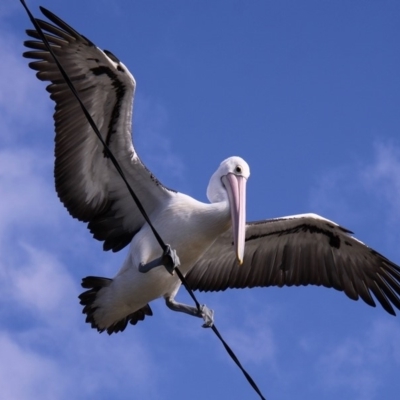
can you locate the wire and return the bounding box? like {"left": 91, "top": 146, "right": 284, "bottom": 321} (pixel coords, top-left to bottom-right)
{"left": 20, "top": 1, "right": 267, "bottom": 399}
{"left": 175, "top": 268, "right": 267, "bottom": 400}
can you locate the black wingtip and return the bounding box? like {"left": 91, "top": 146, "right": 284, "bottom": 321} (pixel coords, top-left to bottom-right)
{"left": 37, "top": 5, "right": 94, "bottom": 45}
{"left": 39, "top": 6, "right": 49, "bottom": 14}
{"left": 39, "top": 6, "right": 61, "bottom": 25}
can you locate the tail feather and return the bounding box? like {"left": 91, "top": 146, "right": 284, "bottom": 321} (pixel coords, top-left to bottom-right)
{"left": 78, "top": 276, "right": 153, "bottom": 335}
{"left": 81, "top": 276, "right": 112, "bottom": 289}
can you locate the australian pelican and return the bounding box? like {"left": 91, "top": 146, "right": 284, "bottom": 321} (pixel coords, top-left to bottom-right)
{"left": 24, "top": 7, "right": 400, "bottom": 334}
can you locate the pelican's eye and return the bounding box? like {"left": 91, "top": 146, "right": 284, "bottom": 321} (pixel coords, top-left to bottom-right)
{"left": 235, "top": 165, "right": 242, "bottom": 174}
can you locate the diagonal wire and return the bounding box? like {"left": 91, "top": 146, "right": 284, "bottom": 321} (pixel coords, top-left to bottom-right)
{"left": 175, "top": 268, "right": 266, "bottom": 400}
{"left": 20, "top": 2, "right": 267, "bottom": 399}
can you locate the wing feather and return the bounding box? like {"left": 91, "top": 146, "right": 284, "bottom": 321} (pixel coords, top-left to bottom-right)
{"left": 24, "top": 7, "right": 175, "bottom": 252}
{"left": 186, "top": 214, "right": 400, "bottom": 315}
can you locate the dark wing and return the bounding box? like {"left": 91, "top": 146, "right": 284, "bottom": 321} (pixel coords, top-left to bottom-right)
{"left": 186, "top": 213, "right": 400, "bottom": 315}
{"left": 23, "top": 7, "right": 176, "bottom": 252}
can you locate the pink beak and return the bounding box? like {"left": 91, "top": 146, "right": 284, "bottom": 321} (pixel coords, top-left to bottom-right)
{"left": 222, "top": 173, "right": 247, "bottom": 265}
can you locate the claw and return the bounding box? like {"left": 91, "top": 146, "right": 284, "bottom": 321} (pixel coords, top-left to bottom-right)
{"left": 200, "top": 304, "right": 214, "bottom": 328}
{"left": 138, "top": 244, "right": 181, "bottom": 275}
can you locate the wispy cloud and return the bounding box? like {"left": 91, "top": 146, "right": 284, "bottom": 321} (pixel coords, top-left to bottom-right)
{"left": 7, "top": 244, "right": 76, "bottom": 319}
{"left": 224, "top": 312, "right": 276, "bottom": 366}
{"left": 315, "top": 318, "right": 400, "bottom": 400}
{"left": 134, "top": 94, "right": 186, "bottom": 182}
{"left": 309, "top": 141, "right": 400, "bottom": 249}
{"left": 0, "top": 331, "right": 68, "bottom": 400}
{"left": 213, "top": 293, "right": 278, "bottom": 369}
{"left": 0, "top": 149, "right": 57, "bottom": 232}
{"left": 0, "top": 33, "right": 51, "bottom": 144}
{"left": 362, "top": 142, "right": 400, "bottom": 220}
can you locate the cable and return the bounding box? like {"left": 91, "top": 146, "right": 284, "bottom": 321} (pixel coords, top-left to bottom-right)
{"left": 175, "top": 268, "right": 266, "bottom": 400}
{"left": 20, "top": 2, "right": 267, "bottom": 399}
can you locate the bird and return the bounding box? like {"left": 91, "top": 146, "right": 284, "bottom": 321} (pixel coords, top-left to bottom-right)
{"left": 24, "top": 7, "right": 400, "bottom": 335}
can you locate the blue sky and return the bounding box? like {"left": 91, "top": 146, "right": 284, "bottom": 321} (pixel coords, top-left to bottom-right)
{"left": 1, "top": 0, "right": 400, "bottom": 399}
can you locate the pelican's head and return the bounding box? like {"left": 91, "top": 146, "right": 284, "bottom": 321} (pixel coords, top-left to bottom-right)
{"left": 207, "top": 156, "right": 250, "bottom": 265}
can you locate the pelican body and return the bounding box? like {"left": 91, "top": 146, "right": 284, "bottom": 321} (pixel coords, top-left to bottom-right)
{"left": 81, "top": 158, "right": 249, "bottom": 332}
{"left": 24, "top": 8, "right": 400, "bottom": 335}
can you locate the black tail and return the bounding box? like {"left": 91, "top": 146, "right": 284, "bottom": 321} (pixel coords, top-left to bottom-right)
{"left": 78, "top": 276, "right": 153, "bottom": 335}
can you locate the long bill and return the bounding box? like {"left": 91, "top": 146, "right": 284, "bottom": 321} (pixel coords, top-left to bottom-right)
{"left": 222, "top": 173, "right": 247, "bottom": 265}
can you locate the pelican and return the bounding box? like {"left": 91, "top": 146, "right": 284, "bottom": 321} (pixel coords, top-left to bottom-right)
{"left": 24, "top": 7, "right": 400, "bottom": 335}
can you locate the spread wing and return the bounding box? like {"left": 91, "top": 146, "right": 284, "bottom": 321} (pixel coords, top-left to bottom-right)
{"left": 186, "top": 213, "right": 400, "bottom": 315}
{"left": 24, "top": 7, "right": 176, "bottom": 252}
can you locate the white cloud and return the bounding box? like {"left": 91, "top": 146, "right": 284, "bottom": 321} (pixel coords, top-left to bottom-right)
{"left": 316, "top": 318, "right": 400, "bottom": 400}
{"left": 309, "top": 166, "right": 362, "bottom": 225}
{"left": 0, "top": 149, "right": 57, "bottom": 235}
{"left": 362, "top": 142, "right": 400, "bottom": 220}
{"left": 309, "top": 141, "right": 400, "bottom": 250}
{"left": 214, "top": 293, "right": 278, "bottom": 368}
{"left": 135, "top": 95, "right": 186, "bottom": 182}
{"left": 225, "top": 313, "right": 276, "bottom": 365}
{"left": 8, "top": 244, "right": 76, "bottom": 319}
{"left": 0, "top": 31, "right": 51, "bottom": 143}
{"left": 0, "top": 332, "right": 68, "bottom": 400}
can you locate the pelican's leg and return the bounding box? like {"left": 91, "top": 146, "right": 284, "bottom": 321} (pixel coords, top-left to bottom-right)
{"left": 139, "top": 245, "right": 180, "bottom": 275}
{"left": 165, "top": 296, "right": 214, "bottom": 328}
